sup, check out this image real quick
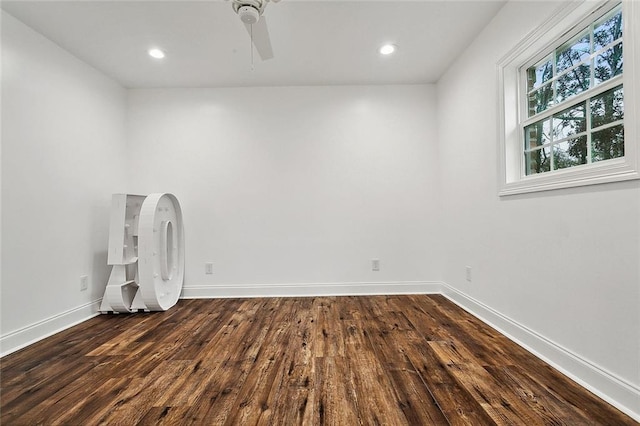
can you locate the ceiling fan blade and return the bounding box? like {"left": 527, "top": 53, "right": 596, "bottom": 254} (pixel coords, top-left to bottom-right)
{"left": 243, "top": 16, "right": 273, "bottom": 61}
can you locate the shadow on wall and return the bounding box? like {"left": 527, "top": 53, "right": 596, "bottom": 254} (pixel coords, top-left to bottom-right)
{"left": 90, "top": 204, "right": 112, "bottom": 300}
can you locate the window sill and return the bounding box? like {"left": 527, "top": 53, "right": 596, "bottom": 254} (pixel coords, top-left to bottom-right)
{"left": 499, "top": 159, "right": 639, "bottom": 196}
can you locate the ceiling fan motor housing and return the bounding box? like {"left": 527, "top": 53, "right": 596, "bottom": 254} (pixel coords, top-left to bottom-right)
{"left": 238, "top": 5, "right": 260, "bottom": 24}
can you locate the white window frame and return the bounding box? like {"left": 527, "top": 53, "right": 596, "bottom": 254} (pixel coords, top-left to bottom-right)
{"left": 498, "top": 0, "right": 639, "bottom": 196}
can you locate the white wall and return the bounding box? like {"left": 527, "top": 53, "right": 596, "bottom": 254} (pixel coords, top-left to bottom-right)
{"left": 0, "top": 12, "right": 128, "bottom": 348}
{"left": 127, "top": 85, "right": 441, "bottom": 293}
{"left": 437, "top": 0, "right": 639, "bottom": 411}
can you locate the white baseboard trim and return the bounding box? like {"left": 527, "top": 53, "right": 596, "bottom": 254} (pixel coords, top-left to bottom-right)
{"left": 440, "top": 282, "right": 640, "bottom": 422}
{"left": 0, "top": 299, "right": 102, "bottom": 358}
{"left": 180, "top": 281, "right": 442, "bottom": 299}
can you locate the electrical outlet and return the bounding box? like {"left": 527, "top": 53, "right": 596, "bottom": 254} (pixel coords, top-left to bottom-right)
{"left": 80, "top": 275, "right": 89, "bottom": 291}
{"left": 372, "top": 259, "right": 380, "bottom": 272}
{"left": 205, "top": 262, "right": 214, "bottom": 275}
{"left": 465, "top": 266, "right": 472, "bottom": 282}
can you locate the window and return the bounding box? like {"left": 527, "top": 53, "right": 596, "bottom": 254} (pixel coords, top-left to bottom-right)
{"left": 523, "top": 5, "right": 623, "bottom": 176}
{"left": 498, "top": 1, "right": 639, "bottom": 195}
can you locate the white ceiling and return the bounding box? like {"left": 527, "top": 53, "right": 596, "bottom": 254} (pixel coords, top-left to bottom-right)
{"left": 1, "top": 0, "right": 506, "bottom": 88}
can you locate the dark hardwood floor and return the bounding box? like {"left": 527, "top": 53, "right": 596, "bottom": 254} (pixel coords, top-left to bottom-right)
{"left": 1, "top": 295, "right": 636, "bottom": 425}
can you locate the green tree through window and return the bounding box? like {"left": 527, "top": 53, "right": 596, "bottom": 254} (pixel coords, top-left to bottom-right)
{"left": 522, "top": 5, "right": 624, "bottom": 176}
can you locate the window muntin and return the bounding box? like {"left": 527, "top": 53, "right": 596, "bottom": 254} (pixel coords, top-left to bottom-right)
{"left": 522, "top": 4, "right": 623, "bottom": 176}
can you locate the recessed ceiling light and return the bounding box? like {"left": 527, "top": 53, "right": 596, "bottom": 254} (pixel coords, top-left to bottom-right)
{"left": 379, "top": 44, "right": 397, "bottom": 55}
{"left": 148, "top": 48, "right": 166, "bottom": 59}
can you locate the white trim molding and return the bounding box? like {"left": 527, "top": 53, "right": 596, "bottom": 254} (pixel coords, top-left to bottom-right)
{"left": 497, "top": 0, "right": 640, "bottom": 196}
{"left": 0, "top": 299, "right": 102, "bottom": 358}
{"left": 180, "top": 281, "right": 442, "bottom": 299}
{"left": 440, "top": 282, "right": 640, "bottom": 422}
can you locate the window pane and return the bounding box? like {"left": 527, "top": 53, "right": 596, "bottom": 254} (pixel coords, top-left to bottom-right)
{"left": 556, "top": 32, "right": 590, "bottom": 74}
{"left": 527, "top": 57, "right": 553, "bottom": 92}
{"left": 591, "top": 85, "right": 624, "bottom": 128}
{"left": 594, "top": 42, "right": 623, "bottom": 85}
{"left": 527, "top": 83, "right": 554, "bottom": 117}
{"left": 594, "top": 9, "right": 622, "bottom": 52}
{"left": 552, "top": 102, "right": 586, "bottom": 141}
{"left": 524, "top": 119, "right": 550, "bottom": 149}
{"left": 556, "top": 64, "right": 590, "bottom": 103}
{"left": 592, "top": 124, "right": 624, "bottom": 162}
{"left": 525, "top": 147, "right": 551, "bottom": 175}
{"left": 517, "top": 4, "right": 625, "bottom": 183}
{"left": 553, "top": 136, "right": 588, "bottom": 170}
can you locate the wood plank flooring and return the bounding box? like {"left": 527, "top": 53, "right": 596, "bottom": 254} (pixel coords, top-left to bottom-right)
{"left": 1, "top": 295, "right": 636, "bottom": 425}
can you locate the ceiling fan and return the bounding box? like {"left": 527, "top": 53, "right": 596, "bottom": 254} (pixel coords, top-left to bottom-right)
{"left": 228, "top": 0, "right": 280, "bottom": 61}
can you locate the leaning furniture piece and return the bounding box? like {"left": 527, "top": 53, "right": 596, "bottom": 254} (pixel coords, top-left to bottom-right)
{"left": 100, "top": 193, "right": 185, "bottom": 313}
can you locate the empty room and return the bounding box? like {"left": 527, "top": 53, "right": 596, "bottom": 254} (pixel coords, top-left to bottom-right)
{"left": 1, "top": 0, "right": 639, "bottom": 424}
